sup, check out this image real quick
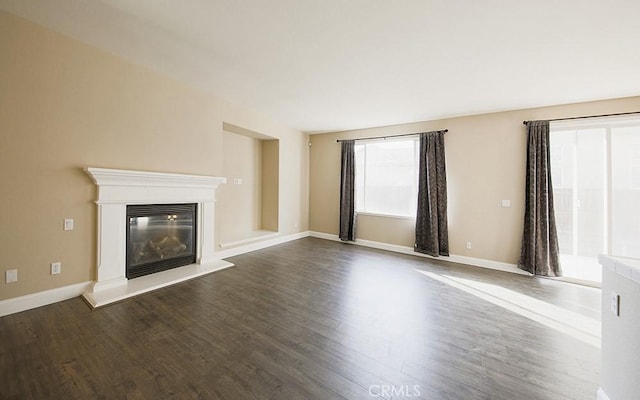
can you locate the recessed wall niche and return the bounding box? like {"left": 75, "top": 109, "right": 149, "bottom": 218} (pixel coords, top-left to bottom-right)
{"left": 218, "top": 123, "right": 279, "bottom": 248}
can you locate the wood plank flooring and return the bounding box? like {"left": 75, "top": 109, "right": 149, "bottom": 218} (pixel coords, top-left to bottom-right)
{"left": 0, "top": 237, "right": 601, "bottom": 399}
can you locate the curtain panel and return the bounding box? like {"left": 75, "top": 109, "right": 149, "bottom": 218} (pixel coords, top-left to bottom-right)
{"left": 518, "top": 120, "right": 562, "bottom": 276}
{"left": 339, "top": 140, "right": 356, "bottom": 241}
{"left": 415, "top": 131, "right": 449, "bottom": 256}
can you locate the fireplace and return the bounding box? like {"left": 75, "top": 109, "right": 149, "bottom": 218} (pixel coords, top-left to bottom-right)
{"left": 83, "top": 167, "right": 233, "bottom": 308}
{"left": 126, "top": 203, "right": 197, "bottom": 279}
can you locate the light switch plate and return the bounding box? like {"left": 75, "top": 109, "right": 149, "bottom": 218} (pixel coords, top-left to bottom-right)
{"left": 6, "top": 269, "right": 18, "bottom": 283}
{"left": 64, "top": 219, "right": 74, "bottom": 231}
{"left": 501, "top": 200, "right": 511, "bottom": 208}
{"left": 51, "top": 262, "right": 62, "bottom": 275}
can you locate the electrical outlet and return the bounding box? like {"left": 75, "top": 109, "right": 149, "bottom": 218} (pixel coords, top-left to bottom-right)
{"left": 51, "top": 262, "right": 62, "bottom": 275}
{"left": 64, "top": 219, "right": 74, "bottom": 231}
{"left": 610, "top": 291, "right": 620, "bottom": 316}
{"left": 501, "top": 200, "right": 511, "bottom": 208}
{"left": 466, "top": 241, "right": 472, "bottom": 249}
{"left": 5, "top": 269, "right": 18, "bottom": 283}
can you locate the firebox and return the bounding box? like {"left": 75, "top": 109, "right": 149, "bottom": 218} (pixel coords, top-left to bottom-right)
{"left": 126, "top": 203, "right": 197, "bottom": 279}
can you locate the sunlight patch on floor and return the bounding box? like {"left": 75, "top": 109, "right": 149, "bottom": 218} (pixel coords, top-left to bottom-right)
{"left": 415, "top": 269, "right": 601, "bottom": 348}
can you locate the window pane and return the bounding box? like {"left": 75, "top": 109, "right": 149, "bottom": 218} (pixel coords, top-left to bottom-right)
{"left": 355, "top": 144, "right": 365, "bottom": 212}
{"left": 355, "top": 139, "right": 418, "bottom": 216}
{"left": 551, "top": 132, "right": 575, "bottom": 255}
{"left": 551, "top": 128, "right": 605, "bottom": 283}
{"left": 611, "top": 125, "right": 640, "bottom": 258}
{"left": 575, "top": 129, "right": 606, "bottom": 258}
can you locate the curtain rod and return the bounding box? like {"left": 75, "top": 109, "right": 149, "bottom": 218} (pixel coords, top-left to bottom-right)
{"left": 522, "top": 111, "right": 640, "bottom": 125}
{"left": 336, "top": 129, "right": 448, "bottom": 143}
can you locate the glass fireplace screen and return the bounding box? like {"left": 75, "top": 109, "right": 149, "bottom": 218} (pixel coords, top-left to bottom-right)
{"left": 126, "top": 203, "right": 197, "bottom": 279}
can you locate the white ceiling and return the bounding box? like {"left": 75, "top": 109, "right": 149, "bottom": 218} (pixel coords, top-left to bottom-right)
{"left": 2, "top": 0, "right": 639, "bottom": 133}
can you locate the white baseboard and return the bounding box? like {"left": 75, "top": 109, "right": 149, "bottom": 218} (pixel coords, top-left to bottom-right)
{"left": 597, "top": 388, "right": 611, "bottom": 400}
{"left": 1, "top": 230, "right": 528, "bottom": 317}
{"left": 215, "top": 231, "right": 311, "bottom": 259}
{"left": 0, "top": 231, "right": 310, "bottom": 317}
{"left": 218, "top": 231, "right": 279, "bottom": 249}
{"left": 308, "top": 231, "right": 531, "bottom": 276}
{"left": 0, "top": 281, "right": 92, "bottom": 317}
{"left": 447, "top": 254, "right": 531, "bottom": 276}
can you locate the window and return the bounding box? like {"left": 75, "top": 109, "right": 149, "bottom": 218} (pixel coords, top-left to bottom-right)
{"left": 550, "top": 116, "right": 640, "bottom": 283}
{"left": 355, "top": 138, "right": 419, "bottom": 217}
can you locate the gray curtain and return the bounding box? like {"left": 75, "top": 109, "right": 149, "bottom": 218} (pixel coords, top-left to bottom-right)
{"left": 415, "top": 131, "right": 449, "bottom": 256}
{"left": 518, "top": 120, "right": 562, "bottom": 276}
{"left": 339, "top": 140, "right": 356, "bottom": 241}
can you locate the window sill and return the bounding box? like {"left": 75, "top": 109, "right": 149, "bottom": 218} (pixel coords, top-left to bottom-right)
{"left": 356, "top": 211, "right": 415, "bottom": 220}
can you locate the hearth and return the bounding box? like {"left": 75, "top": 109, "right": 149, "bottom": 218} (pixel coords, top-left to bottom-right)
{"left": 126, "top": 203, "right": 197, "bottom": 279}
{"left": 83, "top": 167, "right": 232, "bottom": 308}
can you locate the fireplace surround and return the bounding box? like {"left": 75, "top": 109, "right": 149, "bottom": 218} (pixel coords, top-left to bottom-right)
{"left": 83, "top": 168, "right": 232, "bottom": 308}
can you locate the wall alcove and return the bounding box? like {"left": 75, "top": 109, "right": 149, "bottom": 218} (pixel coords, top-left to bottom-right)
{"left": 217, "top": 123, "right": 279, "bottom": 249}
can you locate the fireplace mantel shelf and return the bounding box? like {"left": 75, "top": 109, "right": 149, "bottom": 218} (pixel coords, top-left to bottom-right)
{"left": 83, "top": 167, "right": 232, "bottom": 308}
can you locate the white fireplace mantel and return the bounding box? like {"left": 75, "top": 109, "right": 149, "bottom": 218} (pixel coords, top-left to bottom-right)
{"left": 83, "top": 168, "right": 233, "bottom": 308}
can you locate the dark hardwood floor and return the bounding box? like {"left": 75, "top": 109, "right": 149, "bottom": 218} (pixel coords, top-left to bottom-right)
{"left": 0, "top": 237, "right": 601, "bottom": 399}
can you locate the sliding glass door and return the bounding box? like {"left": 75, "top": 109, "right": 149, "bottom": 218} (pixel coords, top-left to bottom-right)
{"left": 550, "top": 116, "right": 640, "bottom": 283}
{"left": 611, "top": 126, "right": 640, "bottom": 258}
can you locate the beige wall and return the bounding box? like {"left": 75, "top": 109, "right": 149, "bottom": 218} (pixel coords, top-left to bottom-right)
{"left": 261, "top": 140, "right": 279, "bottom": 232}
{"left": 0, "top": 11, "right": 308, "bottom": 301}
{"left": 218, "top": 131, "right": 263, "bottom": 244}
{"left": 309, "top": 96, "right": 640, "bottom": 265}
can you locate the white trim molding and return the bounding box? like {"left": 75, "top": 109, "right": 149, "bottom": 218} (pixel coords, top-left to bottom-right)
{"left": 2, "top": 230, "right": 533, "bottom": 316}
{"left": 308, "top": 231, "right": 531, "bottom": 276}
{"left": 0, "top": 281, "right": 91, "bottom": 317}
{"left": 84, "top": 167, "right": 229, "bottom": 307}
{"left": 218, "top": 231, "right": 280, "bottom": 249}
{"left": 216, "top": 231, "right": 310, "bottom": 259}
